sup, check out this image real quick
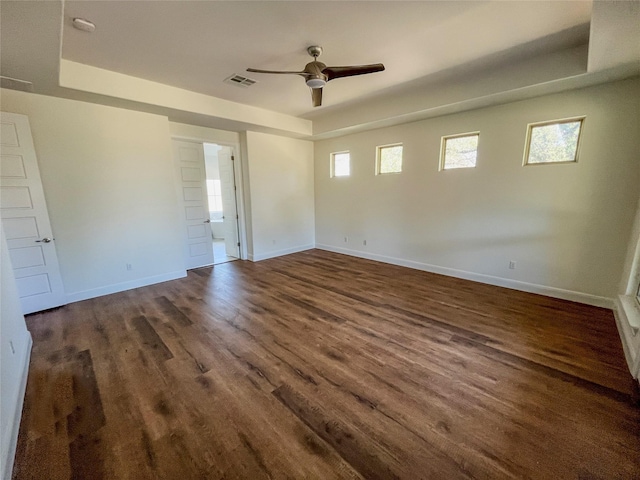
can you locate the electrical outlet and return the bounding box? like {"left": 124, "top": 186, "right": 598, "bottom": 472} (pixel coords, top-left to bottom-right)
{"left": 126, "top": 263, "right": 133, "bottom": 271}
{"left": 509, "top": 261, "right": 516, "bottom": 270}
{"left": 363, "top": 240, "right": 367, "bottom": 246}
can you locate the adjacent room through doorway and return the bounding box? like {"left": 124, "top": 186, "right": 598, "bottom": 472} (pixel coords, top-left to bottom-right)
{"left": 203, "top": 143, "right": 240, "bottom": 265}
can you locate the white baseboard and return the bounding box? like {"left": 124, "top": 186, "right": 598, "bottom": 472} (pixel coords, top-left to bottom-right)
{"left": 249, "top": 244, "right": 315, "bottom": 262}
{"left": 315, "top": 244, "right": 614, "bottom": 309}
{"left": 65, "top": 270, "right": 187, "bottom": 304}
{"left": 2, "top": 332, "right": 32, "bottom": 480}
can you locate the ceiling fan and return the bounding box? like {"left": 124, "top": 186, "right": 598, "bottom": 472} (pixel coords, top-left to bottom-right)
{"left": 247, "top": 46, "right": 385, "bottom": 107}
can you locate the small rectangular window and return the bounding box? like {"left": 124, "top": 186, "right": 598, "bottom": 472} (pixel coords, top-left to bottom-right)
{"left": 440, "top": 132, "right": 479, "bottom": 170}
{"left": 331, "top": 151, "right": 350, "bottom": 177}
{"left": 376, "top": 144, "right": 403, "bottom": 174}
{"left": 524, "top": 117, "right": 584, "bottom": 165}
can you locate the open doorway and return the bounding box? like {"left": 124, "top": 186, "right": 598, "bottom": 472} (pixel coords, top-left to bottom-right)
{"left": 203, "top": 143, "right": 240, "bottom": 265}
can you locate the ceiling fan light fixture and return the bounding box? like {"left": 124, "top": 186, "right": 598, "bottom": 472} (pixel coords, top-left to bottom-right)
{"left": 306, "top": 78, "right": 326, "bottom": 89}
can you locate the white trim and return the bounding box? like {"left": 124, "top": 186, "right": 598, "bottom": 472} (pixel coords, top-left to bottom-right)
{"left": 250, "top": 244, "right": 315, "bottom": 262}
{"left": 65, "top": 270, "right": 186, "bottom": 303}
{"left": 2, "top": 332, "right": 32, "bottom": 480}
{"left": 315, "top": 244, "right": 614, "bottom": 308}
{"left": 613, "top": 296, "right": 640, "bottom": 378}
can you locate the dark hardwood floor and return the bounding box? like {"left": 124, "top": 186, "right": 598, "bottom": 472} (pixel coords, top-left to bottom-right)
{"left": 12, "top": 249, "right": 640, "bottom": 479}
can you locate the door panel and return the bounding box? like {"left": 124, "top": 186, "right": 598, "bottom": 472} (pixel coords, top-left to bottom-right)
{"left": 187, "top": 224, "right": 208, "bottom": 239}
{"left": 1, "top": 186, "right": 33, "bottom": 208}
{"left": 218, "top": 148, "right": 240, "bottom": 258}
{"left": 172, "top": 140, "right": 214, "bottom": 269}
{"left": 9, "top": 245, "right": 45, "bottom": 269}
{"left": 3, "top": 216, "right": 39, "bottom": 238}
{"left": 1, "top": 112, "right": 66, "bottom": 313}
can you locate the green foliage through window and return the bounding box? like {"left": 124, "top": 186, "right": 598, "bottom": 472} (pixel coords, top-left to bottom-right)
{"left": 526, "top": 119, "right": 583, "bottom": 164}
{"left": 442, "top": 134, "right": 479, "bottom": 169}
{"left": 378, "top": 144, "right": 403, "bottom": 174}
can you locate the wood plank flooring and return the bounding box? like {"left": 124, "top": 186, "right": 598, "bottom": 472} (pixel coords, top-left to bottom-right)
{"left": 12, "top": 249, "right": 640, "bottom": 479}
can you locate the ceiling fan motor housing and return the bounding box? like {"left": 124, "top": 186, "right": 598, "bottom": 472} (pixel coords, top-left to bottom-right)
{"left": 304, "top": 59, "right": 327, "bottom": 88}
{"left": 246, "top": 45, "right": 384, "bottom": 106}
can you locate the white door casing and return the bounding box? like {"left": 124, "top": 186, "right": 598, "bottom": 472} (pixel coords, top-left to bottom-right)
{"left": 172, "top": 139, "right": 214, "bottom": 269}
{"left": 1, "top": 112, "right": 66, "bottom": 314}
{"left": 218, "top": 147, "right": 240, "bottom": 258}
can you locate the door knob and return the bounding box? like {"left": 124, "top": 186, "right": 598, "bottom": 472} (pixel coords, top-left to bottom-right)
{"left": 35, "top": 237, "right": 52, "bottom": 243}
{"left": 204, "top": 219, "right": 211, "bottom": 224}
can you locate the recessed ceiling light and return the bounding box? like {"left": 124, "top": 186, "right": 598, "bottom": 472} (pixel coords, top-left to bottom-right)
{"left": 72, "top": 18, "right": 96, "bottom": 33}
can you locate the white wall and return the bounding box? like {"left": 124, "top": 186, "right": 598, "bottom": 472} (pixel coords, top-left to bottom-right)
{"left": 1, "top": 226, "right": 32, "bottom": 480}
{"left": 314, "top": 78, "right": 640, "bottom": 305}
{"left": 243, "top": 131, "right": 315, "bottom": 261}
{"left": 1, "top": 89, "right": 185, "bottom": 302}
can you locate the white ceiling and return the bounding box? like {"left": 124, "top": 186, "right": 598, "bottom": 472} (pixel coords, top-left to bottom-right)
{"left": 2, "top": 1, "right": 638, "bottom": 138}
{"left": 61, "top": 1, "right": 592, "bottom": 118}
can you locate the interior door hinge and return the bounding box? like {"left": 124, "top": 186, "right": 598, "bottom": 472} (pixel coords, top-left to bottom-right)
{"left": 237, "top": 242, "right": 240, "bottom": 247}
{"left": 231, "top": 156, "right": 235, "bottom": 161}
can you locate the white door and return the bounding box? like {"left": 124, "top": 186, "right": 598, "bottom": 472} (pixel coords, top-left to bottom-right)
{"left": 218, "top": 147, "right": 240, "bottom": 258}
{"left": 172, "top": 139, "right": 214, "bottom": 269}
{"left": 1, "top": 112, "right": 66, "bottom": 314}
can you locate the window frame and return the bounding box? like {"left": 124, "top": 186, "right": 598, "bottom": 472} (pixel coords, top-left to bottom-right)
{"left": 375, "top": 143, "right": 403, "bottom": 175}
{"left": 439, "top": 131, "right": 480, "bottom": 171}
{"left": 330, "top": 151, "right": 350, "bottom": 178}
{"left": 523, "top": 116, "right": 586, "bottom": 166}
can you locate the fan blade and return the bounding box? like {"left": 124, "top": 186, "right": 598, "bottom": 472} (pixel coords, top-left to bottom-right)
{"left": 322, "top": 64, "right": 385, "bottom": 81}
{"left": 247, "top": 68, "right": 307, "bottom": 76}
{"left": 311, "top": 87, "right": 323, "bottom": 107}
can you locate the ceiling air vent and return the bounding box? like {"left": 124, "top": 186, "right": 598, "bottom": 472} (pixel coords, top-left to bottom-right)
{"left": 224, "top": 74, "right": 257, "bottom": 88}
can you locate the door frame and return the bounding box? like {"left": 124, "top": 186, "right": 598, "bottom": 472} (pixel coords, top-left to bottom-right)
{"left": 171, "top": 135, "right": 248, "bottom": 261}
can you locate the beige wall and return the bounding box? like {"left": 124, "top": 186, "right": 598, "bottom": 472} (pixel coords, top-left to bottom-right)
{"left": 314, "top": 78, "right": 640, "bottom": 304}
{"left": 243, "top": 131, "right": 315, "bottom": 260}
{"left": 169, "top": 121, "right": 240, "bottom": 145}
{"left": 1, "top": 89, "right": 185, "bottom": 301}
